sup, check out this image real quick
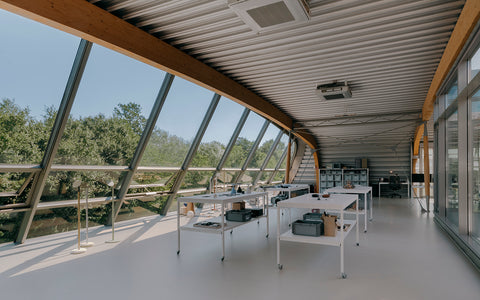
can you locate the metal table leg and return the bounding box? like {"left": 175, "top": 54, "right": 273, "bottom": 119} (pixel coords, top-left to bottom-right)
{"left": 340, "top": 210, "right": 346, "bottom": 278}
{"left": 221, "top": 203, "right": 225, "bottom": 261}
{"left": 288, "top": 191, "right": 292, "bottom": 226}
{"left": 369, "top": 191, "right": 373, "bottom": 221}
{"left": 277, "top": 204, "right": 282, "bottom": 270}
{"left": 177, "top": 200, "right": 180, "bottom": 255}
{"left": 265, "top": 195, "right": 269, "bottom": 238}
{"left": 356, "top": 196, "right": 359, "bottom": 246}
{"left": 364, "top": 192, "right": 367, "bottom": 233}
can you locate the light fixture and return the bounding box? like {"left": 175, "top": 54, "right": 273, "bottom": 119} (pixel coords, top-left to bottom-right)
{"left": 228, "top": 0, "right": 310, "bottom": 33}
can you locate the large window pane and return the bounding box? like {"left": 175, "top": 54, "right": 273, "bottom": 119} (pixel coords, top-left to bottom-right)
{"left": 445, "top": 78, "right": 458, "bottom": 108}
{"left": 446, "top": 111, "right": 458, "bottom": 227}
{"left": 140, "top": 77, "right": 213, "bottom": 167}
{"left": 122, "top": 171, "right": 177, "bottom": 218}
{"left": 272, "top": 171, "right": 285, "bottom": 183}
{"left": 0, "top": 9, "right": 80, "bottom": 164}
{"left": 241, "top": 171, "right": 259, "bottom": 184}
{"left": 190, "top": 99, "right": 245, "bottom": 168}
{"left": 223, "top": 112, "right": 264, "bottom": 168}
{"left": 247, "top": 125, "right": 280, "bottom": 169}
{"left": 470, "top": 47, "right": 480, "bottom": 82}
{"left": 182, "top": 171, "right": 215, "bottom": 191}
{"left": 55, "top": 44, "right": 166, "bottom": 166}
{"left": 33, "top": 170, "right": 126, "bottom": 239}
{"left": 29, "top": 207, "right": 104, "bottom": 239}
{"left": 216, "top": 170, "right": 239, "bottom": 192}
{"left": 0, "top": 172, "right": 33, "bottom": 205}
{"left": 0, "top": 212, "right": 24, "bottom": 243}
{"left": 266, "top": 134, "right": 288, "bottom": 169}
{"left": 471, "top": 91, "right": 480, "bottom": 240}
{"left": 41, "top": 171, "right": 126, "bottom": 203}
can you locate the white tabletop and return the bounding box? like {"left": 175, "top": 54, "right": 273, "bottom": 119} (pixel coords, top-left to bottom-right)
{"left": 264, "top": 184, "right": 310, "bottom": 192}
{"left": 325, "top": 186, "right": 372, "bottom": 194}
{"left": 277, "top": 193, "right": 357, "bottom": 210}
{"left": 179, "top": 191, "right": 267, "bottom": 204}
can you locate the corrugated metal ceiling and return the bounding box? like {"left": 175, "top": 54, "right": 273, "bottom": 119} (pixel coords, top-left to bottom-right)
{"left": 90, "top": 0, "right": 462, "bottom": 149}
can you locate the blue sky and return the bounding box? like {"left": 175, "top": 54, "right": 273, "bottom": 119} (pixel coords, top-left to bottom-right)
{"left": 0, "top": 9, "right": 279, "bottom": 143}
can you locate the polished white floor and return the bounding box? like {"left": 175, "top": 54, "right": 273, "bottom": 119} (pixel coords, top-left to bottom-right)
{"left": 1, "top": 197, "right": 480, "bottom": 300}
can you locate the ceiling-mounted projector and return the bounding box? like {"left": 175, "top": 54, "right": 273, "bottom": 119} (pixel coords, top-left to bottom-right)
{"left": 315, "top": 80, "right": 352, "bottom": 100}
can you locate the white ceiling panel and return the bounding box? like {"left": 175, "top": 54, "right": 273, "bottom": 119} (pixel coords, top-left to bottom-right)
{"left": 91, "top": 0, "right": 464, "bottom": 151}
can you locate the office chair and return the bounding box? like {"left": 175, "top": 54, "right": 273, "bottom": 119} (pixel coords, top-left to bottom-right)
{"left": 389, "top": 175, "right": 401, "bottom": 198}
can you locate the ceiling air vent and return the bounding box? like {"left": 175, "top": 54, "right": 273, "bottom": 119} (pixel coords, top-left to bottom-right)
{"left": 228, "top": 0, "right": 310, "bottom": 33}
{"left": 315, "top": 81, "right": 352, "bottom": 101}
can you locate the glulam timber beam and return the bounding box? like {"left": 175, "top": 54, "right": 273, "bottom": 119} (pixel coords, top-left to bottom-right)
{"left": 413, "top": 0, "right": 480, "bottom": 151}
{"left": 0, "top": 0, "right": 317, "bottom": 150}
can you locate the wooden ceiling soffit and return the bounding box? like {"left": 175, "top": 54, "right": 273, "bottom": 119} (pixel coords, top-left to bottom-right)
{"left": 0, "top": 0, "right": 317, "bottom": 150}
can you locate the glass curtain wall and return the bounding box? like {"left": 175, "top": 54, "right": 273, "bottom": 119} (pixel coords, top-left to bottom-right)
{"left": 446, "top": 111, "right": 459, "bottom": 227}
{"left": 223, "top": 112, "right": 265, "bottom": 169}
{"left": 435, "top": 30, "right": 480, "bottom": 261}
{"left": 471, "top": 90, "right": 480, "bottom": 241}
{"left": 446, "top": 78, "right": 458, "bottom": 107}
{"left": 54, "top": 44, "right": 165, "bottom": 166}
{"left": 190, "top": 99, "right": 245, "bottom": 168}
{"left": 0, "top": 10, "right": 80, "bottom": 164}
{"left": 140, "top": 77, "right": 213, "bottom": 167}
{"left": 247, "top": 125, "right": 279, "bottom": 169}
{"left": 0, "top": 8, "right": 294, "bottom": 243}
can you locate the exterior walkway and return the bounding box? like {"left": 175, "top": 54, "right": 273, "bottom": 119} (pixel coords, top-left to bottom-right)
{"left": 1, "top": 197, "right": 479, "bottom": 300}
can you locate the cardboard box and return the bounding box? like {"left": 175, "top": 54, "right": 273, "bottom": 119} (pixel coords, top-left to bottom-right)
{"left": 179, "top": 207, "right": 187, "bottom": 215}
{"left": 321, "top": 214, "right": 337, "bottom": 237}
{"left": 232, "top": 202, "right": 245, "bottom": 210}
{"left": 362, "top": 158, "right": 368, "bottom": 168}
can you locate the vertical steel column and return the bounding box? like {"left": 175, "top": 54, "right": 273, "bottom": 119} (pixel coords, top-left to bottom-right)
{"left": 423, "top": 122, "right": 431, "bottom": 212}
{"left": 160, "top": 94, "right": 220, "bottom": 215}
{"left": 15, "top": 40, "right": 92, "bottom": 244}
{"left": 233, "top": 120, "right": 270, "bottom": 184}
{"left": 268, "top": 146, "right": 288, "bottom": 184}
{"left": 253, "top": 130, "right": 283, "bottom": 186}
{"left": 108, "top": 73, "right": 175, "bottom": 223}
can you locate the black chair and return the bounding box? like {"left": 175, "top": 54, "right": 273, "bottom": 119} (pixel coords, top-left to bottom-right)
{"left": 389, "top": 175, "right": 401, "bottom": 198}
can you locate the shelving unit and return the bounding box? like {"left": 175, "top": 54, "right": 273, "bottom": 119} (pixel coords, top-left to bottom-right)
{"left": 343, "top": 168, "right": 369, "bottom": 186}
{"left": 276, "top": 193, "right": 359, "bottom": 278}
{"left": 319, "top": 169, "right": 343, "bottom": 191}
{"left": 319, "top": 168, "right": 369, "bottom": 192}
{"left": 177, "top": 191, "right": 268, "bottom": 261}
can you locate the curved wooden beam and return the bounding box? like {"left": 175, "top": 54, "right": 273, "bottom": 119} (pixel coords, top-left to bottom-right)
{"left": 422, "top": 0, "right": 480, "bottom": 121}
{"left": 413, "top": 0, "right": 480, "bottom": 156}
{"left": 312, "top": 150, "right": 320, "bottom": 193}
{"left": 0, "top": 0, "right": 318, "bottom": 150}
{"left": 413, "top": 124, "right": 424, "bottom": 157}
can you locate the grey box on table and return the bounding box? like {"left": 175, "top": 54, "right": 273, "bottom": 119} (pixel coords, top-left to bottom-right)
{"left": 292, "top": 220, "right": 324, "bottom": 236}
